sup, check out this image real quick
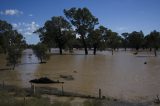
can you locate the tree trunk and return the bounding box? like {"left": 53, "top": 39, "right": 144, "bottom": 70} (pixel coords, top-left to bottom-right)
{"left": 59, "top": 46, "right": 62, "bottom": 55}
{"left": 12, "top": 64, "right": 15, "bottom": 70}
{"left": 125, "top": 47, "right": 126, "bottom": 51}
{"left": 40, "top": 58, "right": 43, "bottom": 63}
{"left": 57, "top": 39, "right": 63, "bottom": 55}
{"left": 48, "top": 48, "right": 51, "bottom": 53}
{"left": 112, "top": 49, "right": 113, "bottom": 55}
{"left": 154, "top": 48, "right": 157, "bottom": 56}
{"left": 93, "top": 45, "right": 97, "bottom": 55}
{"left": 150, "top": 48, "right": 152, "bottom": 52}
{"left": 81, "top": 35, "right": 88, "bottom": 55}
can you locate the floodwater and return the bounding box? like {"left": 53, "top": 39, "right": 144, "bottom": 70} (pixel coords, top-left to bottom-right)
{"left": 0, "top": 49, "right": 160, "bottom": 102}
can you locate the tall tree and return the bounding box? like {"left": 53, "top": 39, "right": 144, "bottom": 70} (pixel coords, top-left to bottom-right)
{"left": 107, "top": 30, "right": 122, "bottom": 55}
{"left": 64, "top": 7, "right": 99, "bottom": 55}
{"left": 145, "top": 30, "right": 160, "bottom": 56}
{"left": 35, "top": 16, "right": 72, "bottom": 55}
{"left": 98, "top": 26, "right": 108, "bottom": 50}
{"left": 0, "top": 20, "right": 13, "bottom": 53}
{"left": 0, "top": 20, "right": 26, "bottom": 70}
{"left": 63, "top": 30, "right": 76, "bottom": 53}
{"left": 128, "top": 31, "right": 144, "bottom": 51}
{"left": 6, "top": 30, "right": 25, "bottom": 70}
{"left": 121, "top": 32, "right": 129, "bottom": 51}
{"left": 88, "top": 26, "right": 106, "bottom": 55}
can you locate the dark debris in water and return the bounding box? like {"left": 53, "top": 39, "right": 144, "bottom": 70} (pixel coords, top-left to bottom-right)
{"left": 29, "top": 77, "right": 64, "bottom": 84}
{"left": 60, "top": 75, "right": 74, "bottom": 80}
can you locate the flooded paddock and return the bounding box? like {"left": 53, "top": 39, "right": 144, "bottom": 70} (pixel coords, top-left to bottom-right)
{"left": 0, "top": 49, "right": 160, "bottom": 102}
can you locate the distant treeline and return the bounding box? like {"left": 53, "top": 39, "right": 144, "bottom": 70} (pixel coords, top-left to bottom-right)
{"left": 33, "top": 7, "right": 160, "bottom": 56}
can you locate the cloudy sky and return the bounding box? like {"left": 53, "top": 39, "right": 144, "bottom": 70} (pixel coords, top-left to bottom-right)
{"left": 1, "top": 0, "right": 160, "bottom": 44}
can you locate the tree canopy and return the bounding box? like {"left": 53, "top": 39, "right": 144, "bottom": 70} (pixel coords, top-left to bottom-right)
{"left": 0, "top": 20, "right": 26, "bottom": 69}
{"left": 64, "top": 7, "right": 99, "bottom": 55}
{"left": 35, "top": 16, "right": 73, "bottom": 55}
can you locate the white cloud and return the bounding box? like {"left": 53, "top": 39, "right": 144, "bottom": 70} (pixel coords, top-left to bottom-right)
{"left": 12, "top": 23, "right": 18, "bottom": 28}
{"left": 116, "top": 27, "right": 128, "bottom": 31}
{"left": 0, "top": 9, "right": 23, "bottom": 16}
{"left": 29, "top": 14, "right": 33, "bottom": 17}
{"left": 12, "top": 21, "right": 40, "bottom": 36}
{"left": 24, "top": 32, "right": 32, "bottom": 36}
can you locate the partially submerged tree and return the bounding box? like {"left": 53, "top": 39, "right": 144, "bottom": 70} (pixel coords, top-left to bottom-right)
{"left": 88, "top": 26, "right": 104, "bottom": 55}
{"left": 64, "top": 7, "right": 99, "bottom": 55}
{"left": 128, "top": 31, "right": 144, "bottom": 51}
{"left": 121, "top": 32, "right": 129, "bottom": 51}
{"left": 0, "top": 20, "right": 26, "bottom": 70}
{"left": 145, "top": 30, "right": 160, "bottom": 56}
{"left": 105, "top": 29, "right": 122, "bottom": 55}
{"left": 63, "top": 30, "right": 76, "bottom": 53}
{"left": 33, "top": 43, "right": 49, "bottom": 63}
{"left": 35, "top": 16, "right": 72, "bottom": 55}
{"left": 6, "top": 46, "right": 22, "bottom": 70}
{"left": 6, "top": 30, "right": 25, "bottom": 70}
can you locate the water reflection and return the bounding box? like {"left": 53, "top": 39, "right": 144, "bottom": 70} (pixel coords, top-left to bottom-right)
{"left": 17, "top": 49, "right": 39, "bottom": 87}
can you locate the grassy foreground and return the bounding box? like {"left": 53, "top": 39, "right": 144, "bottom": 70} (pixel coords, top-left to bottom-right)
{"left": 0, "top": 84, "right": 156, "bottom": 106}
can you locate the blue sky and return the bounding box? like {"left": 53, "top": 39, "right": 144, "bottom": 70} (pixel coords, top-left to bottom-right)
{"left": 0, "top": 0, "right": 160, "bottom": 44}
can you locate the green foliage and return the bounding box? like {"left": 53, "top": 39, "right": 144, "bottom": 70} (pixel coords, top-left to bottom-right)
{"left": 64, "top": 7, "right": 99, "bottom": 55}
{"left": 145, "top": 30, "right": 160, "bottom": 49}
{"left": 88, "top": 26, "right": 104, "bottom": 55}
{"left": 144, "top": 30, "right": 160, "bottom": 56}
{"left": 0, "top": 20, "right": 26, "bottom": 69}
{"left": 35, "top": 16, "right": 72, "bottom": 55}
{"left": 121, "top": 32, "right": 129, "bottom": 51}
{"left": 105, "top": 30, "right": 122, "bottom": 49}
{"left": 64, "top": 30, "right": 76, "bottom": 52}
{"left": 6, "top": 46, "right": 22, "bottom": 70}
{"left": 33, "top": 43, "right": 49, "bottom": 63}
{"left": 128, "top": 31, "right": 144, "bottom": 50}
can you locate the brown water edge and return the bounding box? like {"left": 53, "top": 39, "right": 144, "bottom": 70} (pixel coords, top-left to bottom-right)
{"left": 0, "top": 49, "right": 160, "bottom": 102}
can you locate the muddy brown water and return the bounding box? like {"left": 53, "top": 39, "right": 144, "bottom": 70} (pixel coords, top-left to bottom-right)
{"left": 0, "top": 49, "right": 160, "bottom": 102}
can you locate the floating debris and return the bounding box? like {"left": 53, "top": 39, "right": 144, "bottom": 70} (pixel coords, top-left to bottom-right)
{"left": 60, "top": 75, "right": 74, "bottom": 80}
{"left": 73, "top": 70, "right": 77, "bottom": 73}
{"left": 29, "top": 77, "right": 64, "bottom": 84}
{"left": 133, "top": 52, "right": 138, "bottom": 55}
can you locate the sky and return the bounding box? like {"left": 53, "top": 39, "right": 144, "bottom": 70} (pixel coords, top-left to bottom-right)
{"left": 0, "top": 0, "right": 160, "bottom": 44}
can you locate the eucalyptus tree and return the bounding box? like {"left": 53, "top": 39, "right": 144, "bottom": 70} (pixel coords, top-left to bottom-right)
{"left": 145, "top": 30, "right": 160, "bottom": 56}
{"left": 35, "top": 28, "right": 53, "bottom": 51}
{"left": 88, "top": 26, "right": 108, "bottom": 55}
{"left": 36, "top": 16, "right": 72, "bottom": 55}
{"left": 64, "top": 7, "right": 99, "bottom": 55}
{"left": 0, "top": 20, "right": 26, "bottom": 70}
{"left": 6, "top": 45, "right": 22, "bottom": 70}
{"left": 128, "top": 31, "right": 144, "bottom": 51}
{"left": 63, "top": 30, "right": 76, "bottom": 52}
{"left": 121, "top": 32, "right": 129, "bottom": 51}
{"left": 106, "top": 30, "right": 122, "bottom": 55}
{"left": 0, "top": 20, "right": 13, "bottom": 53}
{"left": 6, "top": 30, "right": 26, "bottom": 70}
{"left": 33, "top": 43, "right": 49, "bottom": 63}
{"left": 98, "top": 25, "right": 108, "bottom": 50}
